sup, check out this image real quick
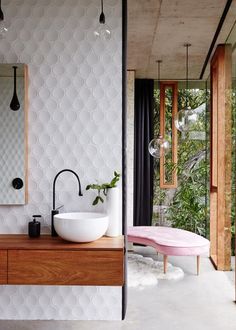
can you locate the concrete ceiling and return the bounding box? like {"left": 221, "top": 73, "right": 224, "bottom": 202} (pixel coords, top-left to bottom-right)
{"left": 128, "top": 0, "right": 236, "bottom": 80}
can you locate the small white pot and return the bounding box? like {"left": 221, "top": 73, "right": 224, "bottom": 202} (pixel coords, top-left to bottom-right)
{"left": 106, "top": 187, "right": 120, "bottom": 237}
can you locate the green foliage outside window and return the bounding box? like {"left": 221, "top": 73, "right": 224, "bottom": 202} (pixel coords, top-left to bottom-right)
{"left": 153, "top": 85, "right": 235, "bottom": 255}
{"left": 153, "top": 87, "right": 209, "bottom": 235}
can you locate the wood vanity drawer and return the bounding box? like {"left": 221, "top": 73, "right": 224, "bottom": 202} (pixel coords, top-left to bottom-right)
{"left": 0, "top": 250, "right": 7, "bottom": 284}
{"left": 8, "top": 250, "right": 124, "bottom": 286}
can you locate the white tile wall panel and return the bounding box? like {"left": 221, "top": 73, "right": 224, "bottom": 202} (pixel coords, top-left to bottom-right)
{"left": 0, "top": 0, "right": 122, "bottom": 320}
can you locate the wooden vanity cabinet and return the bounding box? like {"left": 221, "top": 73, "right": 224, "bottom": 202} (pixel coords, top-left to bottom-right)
{"left": 0, "top": 235, "right": 124, "bottom": 286}
{"left": 0, "top": 251, "right": 7, "bottom": 284}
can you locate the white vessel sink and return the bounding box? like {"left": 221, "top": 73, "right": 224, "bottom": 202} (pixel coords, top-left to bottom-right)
{"left": 54, "top": 212, "right": 109, "bottom": 243}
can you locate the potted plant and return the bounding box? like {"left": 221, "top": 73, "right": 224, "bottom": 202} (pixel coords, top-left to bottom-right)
{"left": 86, "top": 171, "right": 120, "bottom": 205}
{"left": 86, "top": 171, "right": 120, "bottom": 237}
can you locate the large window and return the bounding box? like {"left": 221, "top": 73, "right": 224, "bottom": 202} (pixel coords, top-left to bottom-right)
{"left": 152, "top": 82, "right": 210, "bottom": 238}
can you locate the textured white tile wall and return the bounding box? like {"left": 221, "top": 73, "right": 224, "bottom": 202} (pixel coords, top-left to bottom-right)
{"left": 0, "top": 0, "right": 122, "bottom": 320}
{"left": 0, "top": 75, "right": 25, "bottom": 204}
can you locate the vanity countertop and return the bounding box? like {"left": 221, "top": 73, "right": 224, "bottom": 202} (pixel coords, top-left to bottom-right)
{"left": 0, "top": 235, "right": 124, "bottom": 286}
{"left": 0, "top": 234, "right": 124, "bottom": 251}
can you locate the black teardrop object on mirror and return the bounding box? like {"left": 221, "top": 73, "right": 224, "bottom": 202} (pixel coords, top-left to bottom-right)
{"left": 10, "top": 92, "right": 20, "bottom": 111}
{"left": 10, "top": 66, "right": 20, "bottom": 111}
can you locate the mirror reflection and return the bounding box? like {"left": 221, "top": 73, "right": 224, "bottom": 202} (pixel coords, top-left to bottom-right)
{"left": 0, "top": 64, "right": 27, "bottom": 205}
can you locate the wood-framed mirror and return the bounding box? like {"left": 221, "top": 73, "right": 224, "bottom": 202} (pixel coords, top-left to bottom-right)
{"left": 0, "top": 64, "right": 28, "bottom": 205}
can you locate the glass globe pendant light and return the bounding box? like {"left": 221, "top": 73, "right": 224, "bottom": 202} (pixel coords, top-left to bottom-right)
{"left": 148, "top": 60, "right": 170, "bottom": 159}
{"left": 174, "top": 44, "right": 198, "bottom": 132}
{"left": 0, "top": 0, "right": 8, "bottom": 39}
{"left": 94, "top": 0, "right": 111, "bottom": 41}
{"left": 148, "top": 133, "right": 169, "bottom": 159}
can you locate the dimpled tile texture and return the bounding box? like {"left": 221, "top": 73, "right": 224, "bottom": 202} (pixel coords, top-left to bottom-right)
{"left": 0, "top": 0, "right": 122, "bottom": 320}
{"left": 0, "top": 75, "right": 25, "bottom": 204}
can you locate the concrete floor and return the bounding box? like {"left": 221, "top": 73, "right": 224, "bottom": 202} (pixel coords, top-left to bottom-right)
{"left": 0, "top": 246, "right": 235, "bottom": 330}
{"left": 225, "top": 257, "right": 235, "bottom": 287}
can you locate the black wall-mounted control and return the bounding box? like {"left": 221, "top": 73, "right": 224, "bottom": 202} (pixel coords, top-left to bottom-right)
{"left": 12, "top": 178, "right": 24, "bottom": 190}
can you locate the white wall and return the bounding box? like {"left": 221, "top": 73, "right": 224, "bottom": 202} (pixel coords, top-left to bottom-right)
{"left": 0, "top": 0, "right": 122, "bottom": 320}
{"left": 127, "top": 70, "right": 135, "bottom": 227}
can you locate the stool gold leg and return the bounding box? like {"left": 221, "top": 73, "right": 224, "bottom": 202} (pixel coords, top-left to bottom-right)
{"left": 164, "top": 255, "right": 168, "bottom": 274}
{"left": 197, "top": 255, "right": 200, "bottom": 275}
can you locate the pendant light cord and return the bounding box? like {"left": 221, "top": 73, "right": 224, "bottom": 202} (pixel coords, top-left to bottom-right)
{"left": 186, "top": 44, "right": 188, "bottom": 108}
{"left": 157, "top": 60, "right": 163, "bottom": 220}
{"left": 186, "top": 45, "right": 188, "bottom": 93}
{"left": 101, "top": 0, "right": 104, "bottom": 13}
{"left": 156, "top": 60, "right": 162, "bottom": 138}
{"left": 157, "top": 60, "right": 162, "bottom": 90}
{"left": 184, "top": 43, "right": 191, "bottom": 108}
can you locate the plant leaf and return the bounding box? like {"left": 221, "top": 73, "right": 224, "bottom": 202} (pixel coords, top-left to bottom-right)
{"left": 98, "top": 196, "right": 104, "bottom": 203}
{"left": 92, "top": 196, "right": 99, "bottom": 205}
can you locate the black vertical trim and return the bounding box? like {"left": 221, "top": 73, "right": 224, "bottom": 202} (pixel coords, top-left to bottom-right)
{"left": 199, "top": 0, "right": 232, "bottom": 79}
{"left": 121, "top": 0, "right": 127, "bottom": 237}
{"left": 122, "top": 0, "right": 127, "bottom": 321}
{"left": 133, "top": 79, "right": 154, "bottom": 227}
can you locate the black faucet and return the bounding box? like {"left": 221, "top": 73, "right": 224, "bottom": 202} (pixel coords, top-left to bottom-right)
{"left": 51, "top": 169, "right": 83, "bottom": 237}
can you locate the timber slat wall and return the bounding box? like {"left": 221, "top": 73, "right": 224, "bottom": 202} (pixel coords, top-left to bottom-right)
{"left": 210, "top": 44, "right": 232, "bottom": 271}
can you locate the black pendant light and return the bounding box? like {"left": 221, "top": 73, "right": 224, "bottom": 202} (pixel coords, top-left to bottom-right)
{"left": 0, "top": 0, "right": 8, "bottom": 38}
{"left": 10, "top": 66, "right": 20, "bottom": 111}
{"left": 94, "top": 0, "right": 111, "bottom": 40}
{"left": 174, "top": 43, "right": 198, "bottom": 132}
{"left": 148, "top": 60, "right": 169, "bottom": 159}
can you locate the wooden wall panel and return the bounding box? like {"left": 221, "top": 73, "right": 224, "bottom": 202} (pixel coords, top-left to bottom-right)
{"left": 210, "top": 66, "right": 218, "bottom": 188}
{"left": 0, "top": 250, "right": 7, "bottom": 284}
{"left": 210, "top": 44, "right": 232, "bottom": 271}
{"left": 210, "top": 191, "right": 217, "bottom": 267}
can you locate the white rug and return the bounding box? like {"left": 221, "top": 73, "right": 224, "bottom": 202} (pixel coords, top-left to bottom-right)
{"left": 128, "top": 253, "right": 184, "bottom": 288}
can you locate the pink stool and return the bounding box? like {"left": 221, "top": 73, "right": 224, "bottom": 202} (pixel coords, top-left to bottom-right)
{"left": 127, "top": 226, "right": 210, "bottom": 275}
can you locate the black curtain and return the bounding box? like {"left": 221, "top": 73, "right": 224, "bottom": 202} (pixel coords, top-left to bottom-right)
{"left": 133, "top": 79, "right": 154, "bottom": 226}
